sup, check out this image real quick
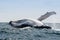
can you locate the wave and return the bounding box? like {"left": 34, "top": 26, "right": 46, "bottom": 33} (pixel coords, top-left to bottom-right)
{"left": 0, "top": 27, "right": 60, "bottom": 40}
{"left": 0, "top": 23, "right": 60, "bottom": 40}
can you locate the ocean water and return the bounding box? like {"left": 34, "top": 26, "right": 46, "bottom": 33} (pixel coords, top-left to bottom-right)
{"left": 0, "top": 22, "right": 60, "bottom": 40}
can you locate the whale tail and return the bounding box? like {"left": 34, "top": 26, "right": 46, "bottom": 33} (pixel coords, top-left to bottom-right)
{"left": 38, "top": 11, "right": 56, "bottom": 21}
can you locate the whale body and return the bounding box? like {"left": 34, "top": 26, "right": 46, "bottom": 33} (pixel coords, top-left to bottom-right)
{"left": 9, "top": 18, "right": 51, "bottom": 29}
{"left": 9, "top": 11, "right": 56, "bottom": 29}
{"left": 9, "top": 18, "right": 43, "bottom": 28}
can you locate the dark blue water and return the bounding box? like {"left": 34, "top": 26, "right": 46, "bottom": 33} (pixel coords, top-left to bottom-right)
{"left": 0, "top": 23, "right": 60, "bottom": 40}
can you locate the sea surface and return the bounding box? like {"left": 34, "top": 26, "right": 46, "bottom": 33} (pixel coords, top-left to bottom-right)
{"left": 0, "top": 22, "right": 60, "bottom": 40}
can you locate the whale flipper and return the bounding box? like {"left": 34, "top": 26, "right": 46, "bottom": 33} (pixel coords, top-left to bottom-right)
{"left": 38, "top": 11, "right": 56, "bottom": 21}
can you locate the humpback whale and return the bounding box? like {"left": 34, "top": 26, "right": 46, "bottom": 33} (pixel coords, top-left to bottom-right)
{"left": 9, "top": 11, "right": 56, "bottom": 29}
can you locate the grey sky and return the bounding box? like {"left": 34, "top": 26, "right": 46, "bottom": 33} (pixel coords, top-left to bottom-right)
{"left": 0, "top": 0, "right": 60, "bottom": 23}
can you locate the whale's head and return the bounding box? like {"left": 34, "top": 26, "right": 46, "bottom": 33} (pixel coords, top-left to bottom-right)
{"left": 9, "top": 21, "right": 13, "bottom": 26}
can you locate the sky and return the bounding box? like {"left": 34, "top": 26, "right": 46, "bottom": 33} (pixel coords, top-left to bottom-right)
{"left": 0, "top": 0, "right": 60, "bottom": 23}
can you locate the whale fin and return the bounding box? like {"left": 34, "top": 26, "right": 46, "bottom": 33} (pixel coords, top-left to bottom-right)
{"left": 38, "top": 11, "right": 56, "bottom": 21}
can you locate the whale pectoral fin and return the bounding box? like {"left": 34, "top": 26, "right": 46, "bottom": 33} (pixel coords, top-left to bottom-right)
{"left": 38, "top": 11, "right": 56, "bottom": 21}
